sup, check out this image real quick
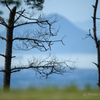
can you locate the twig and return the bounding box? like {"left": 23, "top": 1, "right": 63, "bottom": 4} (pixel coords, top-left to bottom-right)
{"left": 96, "top": 17, "right": 100, "bottom": 20}
{"left": 0, "top": 36, "right": 7, "bottom": 41}
{"left": 14, "top": 9, "right": 25, "bottom": 24}
{"left": 14, "top": 20, "right": 51, "bottom": 28}
{"left": 0, "top": 16, "right": 8, "bottom": 27}
{"left": 0, "top": 54, "right": 6, "bottom": 58}
{"left": 16, "top": 11, "right": 38, "bottom": 20}
{"left": 92, "top": 62, "right": 98, "bottom": 68}
{"left": 0, "top": 69, "right": 6, "bottom": 73}
{"left": 5, "top": 0, "right": 11, "bottom": 12}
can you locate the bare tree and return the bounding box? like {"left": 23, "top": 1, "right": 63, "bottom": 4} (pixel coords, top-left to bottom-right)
{"left": 0, "top": 0, "right": 74, "bottom": 90}
{"left": 85, "top": 0, "right": 100, "bottom": 88}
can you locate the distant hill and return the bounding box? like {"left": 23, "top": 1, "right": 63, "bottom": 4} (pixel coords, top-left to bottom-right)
{"left": 45, "top": 14, "right": 96, "bottom": 54}
{"left": 0, "top": 14, "right": 96, "bottom": 54}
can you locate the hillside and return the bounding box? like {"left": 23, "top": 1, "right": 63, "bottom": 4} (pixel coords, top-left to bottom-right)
{"left": 0, "top": 14, "right": 96, "bottom": 54}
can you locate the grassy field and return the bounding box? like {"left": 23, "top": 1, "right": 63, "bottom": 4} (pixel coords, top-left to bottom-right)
{"left": 0, "top": 85, "right": 100, "bottom": 100}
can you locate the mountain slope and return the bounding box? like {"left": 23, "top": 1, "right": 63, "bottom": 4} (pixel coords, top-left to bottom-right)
{"left": 46, "top": 14, "right": 96, "bottom": 54}
{"left": 0, "top": 14, "right": 96, "bottom": 54}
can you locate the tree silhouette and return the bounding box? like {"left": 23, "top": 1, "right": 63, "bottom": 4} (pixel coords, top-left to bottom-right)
{"left": 0, "top": 0, "right": 74, "bottom": 90}
{"left": 86, "top": 0, "right": 100, "bottom": 88}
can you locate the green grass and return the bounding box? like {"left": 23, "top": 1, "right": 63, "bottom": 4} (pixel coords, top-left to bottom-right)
{"left": 0, "top": 86, "right": 100, "bottom": 100}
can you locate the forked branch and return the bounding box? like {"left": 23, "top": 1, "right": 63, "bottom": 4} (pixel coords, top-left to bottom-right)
{"left": 10, "top": 56, "right": 75, "bottom": 78}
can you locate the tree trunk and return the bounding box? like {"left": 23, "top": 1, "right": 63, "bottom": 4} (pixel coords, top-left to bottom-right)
{"left": 97, "top": 40, "right": 100, "bottom": 88}
{"left": 3, "top": 6, "right": 16, "bottom": 90}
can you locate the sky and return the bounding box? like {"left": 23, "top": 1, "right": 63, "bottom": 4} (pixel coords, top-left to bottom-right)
{"left": 42, "top": 0, "right": 100, "bottom": 32}
{"left": 0, "top": 0, "right": 99, "bottom": 69}
{"left": 43, "top": 0, "right": 95, "bottom": 23}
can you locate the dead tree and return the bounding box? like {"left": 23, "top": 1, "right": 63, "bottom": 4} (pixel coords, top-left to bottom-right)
{"left": 85, "top": 0, "right": 100, "bottom": 88}
{"left": 0, "top": 0, "right": 75, "bottom": 90}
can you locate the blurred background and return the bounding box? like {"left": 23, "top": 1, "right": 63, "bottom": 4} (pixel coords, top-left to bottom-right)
{"left": 0, "top": 0, "right": 100, "bottom": 89}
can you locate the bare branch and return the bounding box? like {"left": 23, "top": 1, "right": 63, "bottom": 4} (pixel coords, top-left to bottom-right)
{"left": 5, "top": 0, "right": 11, "bottom": 12}
{"left": 83, "top": 29, "right": 95, "bottom": 40}
{"left": 92, "top": 62, "right": 98, "bottom": 68}
{"left": 0, "top": 54, "right": 6, "bottom": 58}
{"left": 0, "top": 36, "right": 7, "bottom": 41}
{"left": 0, "top": 69, "right": 6, "bottom": 73}
{"left": 0, "top": 54, "right": 15, "bottom": 58}
{"left": 93, "top": 0, "right": 98, "bottom": 48}
{"left": 14, "top": 9, "right": 25, "bottom": 24}
{"left": 13, "top": 37, "right": 63, "bottom": 51}
{"left": 13, "top": 37, "right": 62, "bottom": 43}
{"left": 10, "top": 56, "right": 76, "bottom": 78}
{"left": 0, "top": 16, "right": 8, "bottom": 27}
{"left": 16, "top": 11, "right": 38, "bottom": 21}
{"left": 12, "top": 56, "right": 16, "bottom": 58}
{"left": 11, "top": 66, "right": 54, "bottom": 73}
{"left": 89, "top": 29, "right": 95, "bottom": 39}
{"left": 96, "top": 17, "right": 100, "bottom": 20}
{"left": 14, "top": 20, "right": 50, "bottom": 28}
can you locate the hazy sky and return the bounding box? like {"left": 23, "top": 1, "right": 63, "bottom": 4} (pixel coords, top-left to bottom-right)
{"left": 42, "top": 0, "right": 100, "bottom": 32}
{"left": 43, "top": 0, "right": 96, "bottom": 23}
{"left": 0, "top": 0, "right": 99, "bottom": 32}
{"left": 0, "top": 0, "right": 99, "bottom": 69}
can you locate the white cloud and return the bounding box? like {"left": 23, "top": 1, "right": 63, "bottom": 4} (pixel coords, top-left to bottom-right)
{"left": 0, "top": 53, "right": 97, "bottom": 69}
{"left": 58, "top": 53, "right": 97, "bottom": 69}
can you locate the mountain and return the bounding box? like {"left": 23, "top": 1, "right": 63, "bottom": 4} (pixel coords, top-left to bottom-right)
{"left": 46, "top": 14, "right": 96, "bottom": 54}
{"left": 0, "top": 14, "right": 96, "bottom": 54}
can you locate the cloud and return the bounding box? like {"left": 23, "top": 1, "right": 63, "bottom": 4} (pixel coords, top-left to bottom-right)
{"left": 0, "top": 53, "right": 97, "bottom": 70}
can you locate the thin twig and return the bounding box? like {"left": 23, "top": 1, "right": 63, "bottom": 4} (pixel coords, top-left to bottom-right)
{"left": 14, "top": 9, "right": 25, "bottom": 24}
{"left": 0, "top": 54, "right": 6, "bottom": 58}
{"left": 16, "top": 11, "right": 38, "bottom": 20}
{"left": 14, "top": 20, "right": 50, "bottom": 28}
{"left": 0, "top": 69, "right": 6, "bottom": 73}
{"left": 5, "top": 0, "right": 11, "bottom": 12}
{"left": 0, "top": 36, "right": 7, "bottom": 41}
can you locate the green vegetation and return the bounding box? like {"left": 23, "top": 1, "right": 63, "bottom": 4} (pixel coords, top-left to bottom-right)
{"left": 0, "top": 85, "right": 100, "bottom": 100}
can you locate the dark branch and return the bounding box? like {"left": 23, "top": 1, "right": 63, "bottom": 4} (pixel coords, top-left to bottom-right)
{"left": 11, "top": 66, "right": 54, "bottom": 73}
{"left": 16, "top": 11, "right": 38, "bottom": 21}
{"left": 14, "top": 9, "right": 25, "bottom": 24}
{"left": 14, "top": 20, "right": 50, "bottom": 28}
{"left": 0, "top": 36, "right": 7, "bottom": 41}
{"left": 13, "top": 37, "right": 63, "bottom": 51}
{"left": 89, "top": 29, "right": 95, "bottom": 40}
{"left": 13, "top": 37, "right": 62, "bottom": 43}
{"left": 0, "top": 54, "right": 6, "bottom": 58}
{"left": 0, "top": 69, "right": 6, "bottom": 73}
{"left": 83, "top": 29, "right": 94, "bottom": 40}
{"left": 92, "top": 62, "right": 99, "bottom": 68}
{"left": 0, "top": 16, "right": 8, "bottom": 27}
{"left": 5, "top": 0, "right": 11, "bottom": 12}
{"left": 96, "top": 17, "right": 100, "bottom": 20}
{"left": 0, "top": 54, "right": 15, "bottom": 58}
{"left": 10, "top": 56, "right": 76, "bottom": 78}
{"left": 93, "top": 0, "right": 98, "bottom": 48}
